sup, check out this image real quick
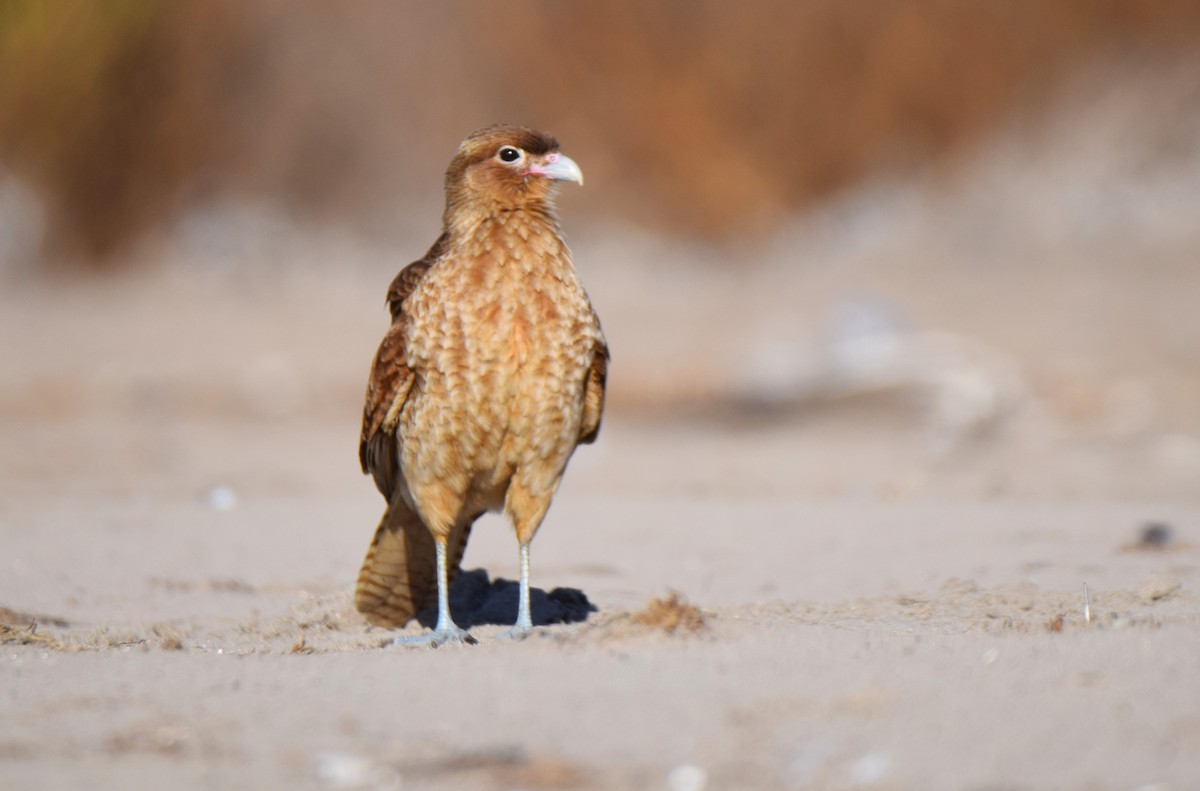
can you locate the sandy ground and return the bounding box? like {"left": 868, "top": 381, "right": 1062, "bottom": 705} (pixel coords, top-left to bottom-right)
{"left": 4, "top": 118, "right": 1200, "bottom": 791}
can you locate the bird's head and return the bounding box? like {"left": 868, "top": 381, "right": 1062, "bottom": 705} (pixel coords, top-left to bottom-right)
{"left": 443, "top": 125, "right": 583, "bottom": 223}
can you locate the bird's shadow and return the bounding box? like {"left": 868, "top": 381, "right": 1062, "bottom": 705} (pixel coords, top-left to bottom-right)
{"left": 413, "top": 568, "right": 597, "bottom": 629}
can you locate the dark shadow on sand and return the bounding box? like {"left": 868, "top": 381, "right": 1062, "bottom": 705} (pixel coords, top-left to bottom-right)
{"left": 413, "top": 568, "right": 597, "bottom": 629}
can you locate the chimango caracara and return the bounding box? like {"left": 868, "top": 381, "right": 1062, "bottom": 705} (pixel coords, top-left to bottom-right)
{"left": 356, "top": 125, "right": 608, "bottom": 646}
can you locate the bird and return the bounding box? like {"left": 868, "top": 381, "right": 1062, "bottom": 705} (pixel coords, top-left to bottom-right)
{"left": 354, "top": 125, "right": 608, "bottom": 646}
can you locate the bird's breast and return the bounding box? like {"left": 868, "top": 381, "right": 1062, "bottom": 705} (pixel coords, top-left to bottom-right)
{"left": 400, "top": 224, "right": 602, "bottom": 496}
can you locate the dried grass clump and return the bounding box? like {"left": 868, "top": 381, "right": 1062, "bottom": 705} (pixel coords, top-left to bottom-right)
{"left": 0, "top": 623, "right": 75, "bottom": 651}
{"left": 632, "top": 591, "right": 707, "bottom": 635}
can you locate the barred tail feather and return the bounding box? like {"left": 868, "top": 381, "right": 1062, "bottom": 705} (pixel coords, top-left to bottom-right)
{"left": 355, "top": 498, "right": 436, "bottom": 627}
{"left": 355, "top": 499, "right": 474, "bottom": 628}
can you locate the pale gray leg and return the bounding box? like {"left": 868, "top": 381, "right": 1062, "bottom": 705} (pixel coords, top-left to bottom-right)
{"left": 499, "top": 542, "right": 534, "bottom": 641}
{"left": 394, "top": 540, "right": 476, "bottom": 647}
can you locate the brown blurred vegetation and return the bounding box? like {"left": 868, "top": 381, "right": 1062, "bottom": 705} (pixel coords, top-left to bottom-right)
{"left": 1, "top": 0, "right": 1199, "bottom": 265}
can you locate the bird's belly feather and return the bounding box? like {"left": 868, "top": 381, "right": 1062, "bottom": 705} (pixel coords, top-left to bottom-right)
{"left": 399, "top": 257, "right": 598, "bottom": 508}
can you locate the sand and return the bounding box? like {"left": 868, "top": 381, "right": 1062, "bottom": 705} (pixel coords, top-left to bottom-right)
{"left": 3, "top": 189, "right": 1200, "bottom": 791}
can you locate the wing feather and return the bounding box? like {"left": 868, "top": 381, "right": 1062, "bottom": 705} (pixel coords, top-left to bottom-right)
{"left": 358, "top": 234, "right": 447, "bottom": 496}
{"left": 578, "top": 341, "right": 609, "bottom": 445}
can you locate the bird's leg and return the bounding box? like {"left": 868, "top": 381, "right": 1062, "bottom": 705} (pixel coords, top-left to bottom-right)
{"left": 498, "top": 542, "right": 534, "bottom": 641}
{"left": 501, "top": 478, "right": 555, "bottom": 641}
{"left": 394, "top": 538, "right": 476, "bottom": 648}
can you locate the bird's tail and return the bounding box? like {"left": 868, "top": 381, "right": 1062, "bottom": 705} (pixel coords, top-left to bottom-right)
{"left": 354, "top": 498, "right": 473, "bottom": 628}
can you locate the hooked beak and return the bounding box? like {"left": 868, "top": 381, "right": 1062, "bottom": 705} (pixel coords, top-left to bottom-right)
{"left": 528, "top": 152, "right": 583, "bottom": 186}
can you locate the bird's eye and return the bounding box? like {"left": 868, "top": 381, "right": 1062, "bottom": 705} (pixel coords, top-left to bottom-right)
{"left": 497, "top": 146, "right": 523, "bottom": 164}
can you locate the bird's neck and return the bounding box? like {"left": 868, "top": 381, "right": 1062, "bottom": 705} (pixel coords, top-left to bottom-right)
{"left": 443, "top": 198, "right": 558, "bottom": 235}
{"left": 432, "top": 208, "right": 570, "bottom": 285}
{"left": 445, "top": 204, "right": 566, "bottom": 262}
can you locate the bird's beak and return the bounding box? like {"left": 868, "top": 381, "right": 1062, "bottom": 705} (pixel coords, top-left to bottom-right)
{"left": 528, "top": 152, "right": 583, "bottom": 186}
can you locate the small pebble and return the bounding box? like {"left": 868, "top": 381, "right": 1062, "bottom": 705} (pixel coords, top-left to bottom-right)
{"left": 313, "top": 751, "right": 399, "bottom": 790}
{"left": 667, "top": 763, "right": 707, "bottom": 791}
{"left": 205, "top": 485, "right": 239, "bottom": 511}
{"left": 849, "top": 751, "right": 891, "bottom": 785}
{"left": 1137, "top": 522, "right": 1174, "bottom": 549}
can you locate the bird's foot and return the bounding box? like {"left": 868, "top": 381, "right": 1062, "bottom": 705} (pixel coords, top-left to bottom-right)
{"left": 496, "top": 616, "right": 535, "bottom": 642}
{"left": 496, "top": 625, "right": 533, "bottom": 642}
{"left": 392, "top": 625, "right": 477, "bottom": 648}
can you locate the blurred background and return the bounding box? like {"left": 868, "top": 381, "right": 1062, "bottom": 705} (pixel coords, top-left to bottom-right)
{"left": 2, "top": 0, "right": 1199, "bottom": 502}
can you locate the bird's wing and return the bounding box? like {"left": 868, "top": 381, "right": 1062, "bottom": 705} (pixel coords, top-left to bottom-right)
{"left": 359, "top": 234, "right": 447, "bottom": 496}
{"left": 578, "top": 340, "right": 609, "bottom": 445}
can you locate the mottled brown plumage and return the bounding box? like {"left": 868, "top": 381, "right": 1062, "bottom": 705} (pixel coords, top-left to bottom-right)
{"left": 355, "top": 125, "right": 607, "bottom": 644}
